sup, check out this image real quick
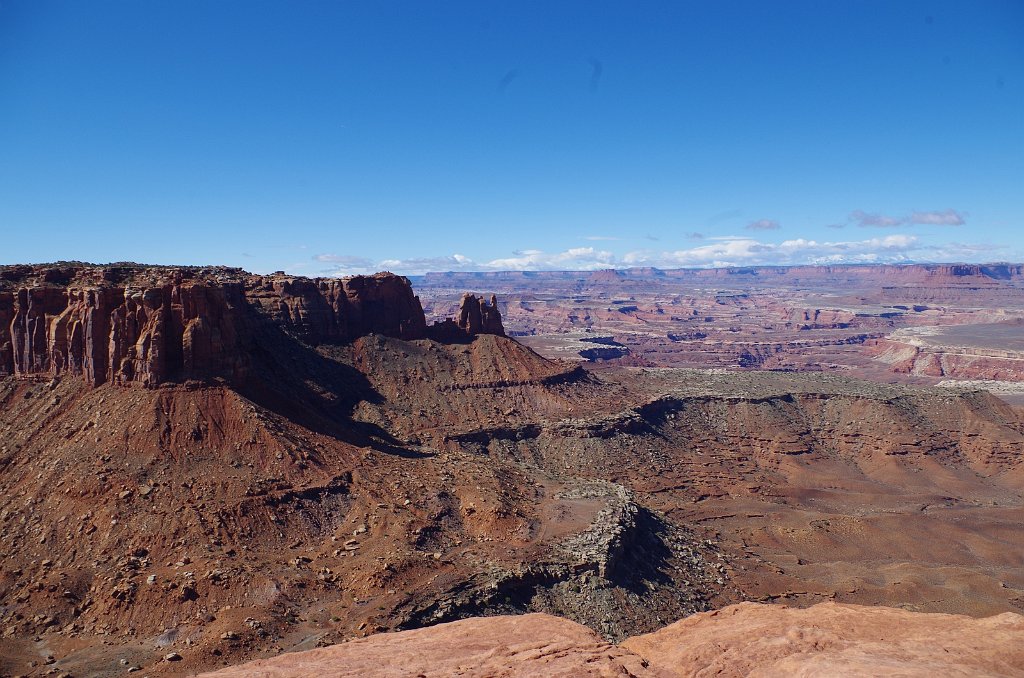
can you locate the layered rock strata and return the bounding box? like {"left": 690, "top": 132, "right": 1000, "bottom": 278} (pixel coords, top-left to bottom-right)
{"left": 868, "top": 327, "right": 1024, "bottom": 380}
{"left": 0, "top": 264, "right": 505, "bottom": 387}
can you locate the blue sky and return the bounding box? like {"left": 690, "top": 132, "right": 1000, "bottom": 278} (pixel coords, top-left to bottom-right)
{"left": 1, "top": 1, "right": 1021, "bottom": 275}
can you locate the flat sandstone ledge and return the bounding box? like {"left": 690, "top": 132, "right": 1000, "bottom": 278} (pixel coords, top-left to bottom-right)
{"left": 197, "top": 601, "right": 1024, "bottom": 678}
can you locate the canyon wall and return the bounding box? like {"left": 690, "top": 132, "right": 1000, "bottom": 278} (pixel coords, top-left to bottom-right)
{"left": 0, "top": 264, "right": 504, "bottom": 387}
{"left": 246, "top": 274, "right": 428, "bottom": 344}
{"left": 868, "top": 336, "right": 1024, "bottom": 380}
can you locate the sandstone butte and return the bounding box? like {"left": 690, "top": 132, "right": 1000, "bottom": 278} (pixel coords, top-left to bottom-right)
{"left": 0, "top": 264, "right": 504, "bottom": 386}
{"left": 196, "top": 602, "right": 1024, "bottom": 678}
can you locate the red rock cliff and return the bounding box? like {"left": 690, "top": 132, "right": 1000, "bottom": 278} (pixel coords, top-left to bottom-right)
{"left": 2, "top": 273, "right": 255, "bottom": 387}
{"left": 0, "top": 265, "right": 473, "bottom": 387}
{"left": 245, "top": 272, "right": 427, "bottom": 343}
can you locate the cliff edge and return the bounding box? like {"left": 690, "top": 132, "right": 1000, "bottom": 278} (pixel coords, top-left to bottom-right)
{"left": 0, "top": 263, "right": 506, "bottom": 387}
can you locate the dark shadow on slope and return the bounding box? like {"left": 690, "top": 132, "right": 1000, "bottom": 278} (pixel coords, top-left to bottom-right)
{"left": 228, "top": 309, "right": 431, "bottom": 456}
{"left": 606, "top": 506, "right": 676, "bottom": 594}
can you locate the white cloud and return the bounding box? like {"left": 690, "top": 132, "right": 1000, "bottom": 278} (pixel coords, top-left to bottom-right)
{"left": 916, "top": 241, "right": 1003, "bottom": 260}
{"left": 850, "top": 210, "right": 904, "bottom": 227}
{"left": 377, "top": 254, "right": 479, "bottom": 272}
{"left": 487, "top": 247, "right": 616, "bottom": 271}
{"left": 628, "top": 234, "right": 1004, "bottom": 268}
{"left": 312, "top": 254, "right": 376, "bottom": 275}
{"left": 622, "top": 250, "right": 655, "bottom": 265}
{"left": 645, "top": 235, "right": 919, "bottom": 267}
{"left": 321, "top": 247, "right": 619, "bottom": 275}
{"left": 313, "top": 232, "right": 1004, "bottom": 277}
{"left": 746, "top": 218, "right": 781, "bottom": 231}
{"left": 908, "top": 209, "right": 965, "bottom": 226}
{"left": 314, "top": 254, "right": 374, "bottom": 266}
{"left": 851, "top": 208, "right": 966, "bottom": 228}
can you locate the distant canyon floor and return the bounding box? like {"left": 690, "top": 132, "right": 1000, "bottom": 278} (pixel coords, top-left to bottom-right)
{"left": 417, "top": 264, "right": 1024, "bottom": 404}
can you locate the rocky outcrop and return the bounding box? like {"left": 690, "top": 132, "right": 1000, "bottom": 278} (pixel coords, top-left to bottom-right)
{"left": 621, "top": 601, "right": 1024, "bottom": 677}
{"left": 4, "top": 278, "right": 253, "bottom": 387}
{"left": 578, "top": 345, "right": 629, "bottom": 361}
{"left": 427, "top": 293, "right": 506, "bottom": 341}
{"left": 197, "top": 603, "right": 1024, "bottom": 677}
{"left": 459, "top": 293, "right": 505, "bottom": 336}
{"left": 870, "top": 337, "right": 1024, "bottom": 379}
{"left": 868, "top": 328, "right": 1024, "bottom": 381}
{"left": 0, "top": 291, "right": 16, "bottom": 377}
{"left": 198, "top": 613, "right": 657, "bottom": 678}
{"left": 0, "top": 264, "right": 496, "bottom": 387}
{"left": 387, "top": 479, "right": 714, "bottom": 643}
{"left": 245, "top": 272, "right": 427, "bottom": 343}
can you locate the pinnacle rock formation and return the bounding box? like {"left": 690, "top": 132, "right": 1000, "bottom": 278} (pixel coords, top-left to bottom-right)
{"left": 457, "top": 293, "right": 505, "bottom": 336}
{"left": 426, "top": 292, "right": 506, "bottom": 341}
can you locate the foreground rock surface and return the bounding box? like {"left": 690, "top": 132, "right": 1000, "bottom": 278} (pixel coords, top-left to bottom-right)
{"left": 621, "top": 601, "right": 1024, "bottom": 677}
{"left": 198, "top": 613, "right": 657, "bottom": 677}
{"left": 198, "top": 602, "right": 1024, "bottom": 677}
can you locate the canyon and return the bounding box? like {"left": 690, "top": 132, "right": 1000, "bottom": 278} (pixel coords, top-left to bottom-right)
{"left": 0, "top": 262, "right": 1022, "bottom": 677}
{"left": 417, "top": 263, "right": 1024, "bottom": 403}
